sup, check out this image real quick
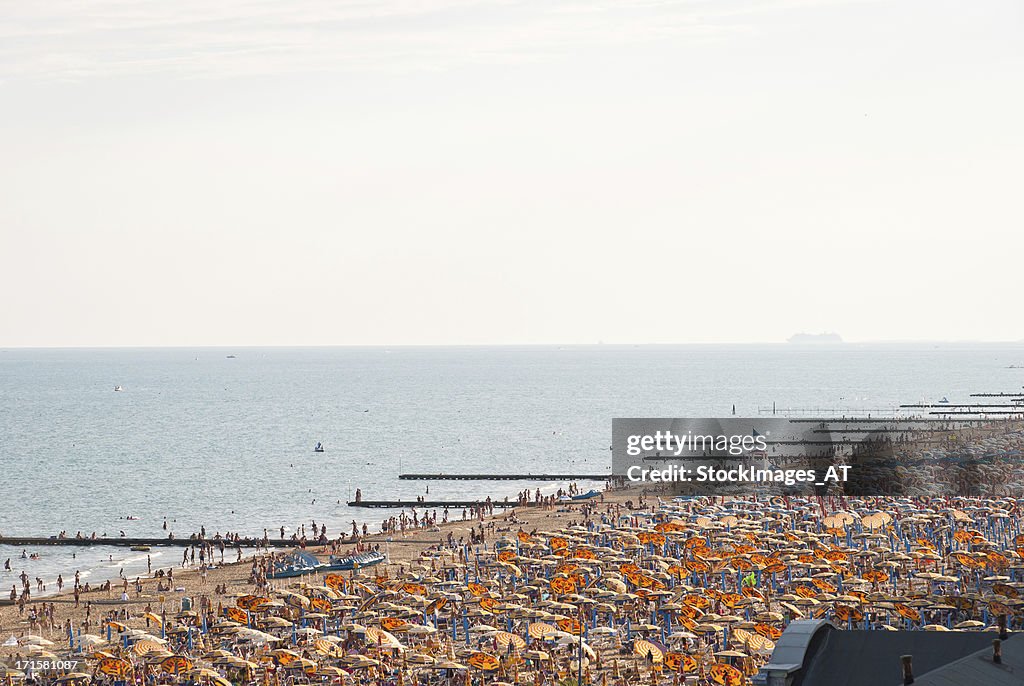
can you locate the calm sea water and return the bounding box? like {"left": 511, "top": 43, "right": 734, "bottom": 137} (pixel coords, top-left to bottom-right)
{"left": 2, "top": 343, "right": 1023, "bottom": 591}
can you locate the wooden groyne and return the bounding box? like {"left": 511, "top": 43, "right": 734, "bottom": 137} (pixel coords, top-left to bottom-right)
{"left": 398, "top": 473, "right": 611, "bottom": 481}
{"left": 900, "top": 404, "right": 1024, "bottom": 408}
{"left": 347, "top": 500, "right": 519, "bottom": 509}
{"left": 788, "top": 418, "right": 997, "bottom": 423}
{"left": 0, "top": 536, "right": 295, "bottom": 549}
{"left": 929, "top": 410, "right": 1024, "bottom": 415}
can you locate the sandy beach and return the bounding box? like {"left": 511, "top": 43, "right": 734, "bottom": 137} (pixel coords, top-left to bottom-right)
{"left": 0, "top": 482, "right": 647, "bottom": 646}
{"left": 5, "top": 475, "right": 1024, "bottom": 685}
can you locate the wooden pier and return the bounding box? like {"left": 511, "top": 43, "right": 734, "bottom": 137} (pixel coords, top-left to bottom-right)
{"left": 398, "top": 473, "right": 611, "bottom": 481}
{"left": 347, "top": 500, "right": 519, "bottom": 509}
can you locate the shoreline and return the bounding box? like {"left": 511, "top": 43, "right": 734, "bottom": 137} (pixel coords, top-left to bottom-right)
{"left": 0, "top": 479, "right": 615, "bottom": 598}
{"left": 0, "top": 481, "right": 645, "bottom": 637}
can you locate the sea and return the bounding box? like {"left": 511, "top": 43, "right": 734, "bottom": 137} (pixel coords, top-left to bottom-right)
{"left": 2, "top": 343, "right": 1023, "bottom": 595}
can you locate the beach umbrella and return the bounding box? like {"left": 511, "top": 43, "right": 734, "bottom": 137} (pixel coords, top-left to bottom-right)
{"left": 341, "top": 655, "right": 380, "bottom": 669}
{"left": 76, "top": 634, "right": 107, "bottom": 648}
{"left": 159, "top": 655, "right": 194, "bottom": 675}
{"left": 364, "top": 626, "right": 404, "bottom": 648}
{"left": 339, "top": 622, "right": 367, "bottom": 632}
{"left": 467, "top": 652, "right": 500, "bottom": 671}
{"left": 527, "top": 622, "right": 556, "bottom": 639}
{"left": 632, "top": 639, "right": 663, "bottom": 663}
{"left": 188, "top": 668, "right": 223, "bottom": 680}
{"left": 0, "top": 666, "right": 25, "bottom": 681}
{"left": 236, "top": 595, "right": 271, "bottom": 611}
{"left": 709, "top": 662, "right": 745, "bottom": 685}
{"left": 132, "top": 639, "right": 165, "bottom": 656}
{"left": 271, "top": 649, "right": 302, "bottom": 665}
{"left": 405, "top": 625, "right": 437, "bottom": 635}
{"left": 314, "top": 639, "right": 345, "bottom": 657}
{"left": 494, "top": 631, "right": 526, "bottom": 651}
{"left": 665, "top": 652, "right": 698, "bottom": 673}
{"left": 260, "top": 616, "right": 292, "bottom": 629}
{"left": 405, "top": 653, "right": 436, "bottom": 665}
{"left": 431, "top": 660, "right": 469, "bottom": 670}
{"left": 317, "top": 666, "right": 346, "bottom": 678}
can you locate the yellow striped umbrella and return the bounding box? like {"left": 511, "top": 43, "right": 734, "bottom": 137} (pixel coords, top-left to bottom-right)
{"left": 236, "top": 595, "right": 270, "bottom": 611}
{"left": 159, "top": 656, "right": 194, "bottom": 675}
{"left": 271, "top": 649, "right": 301, "bottom": 665}
{"left": 225, "top": 607, "right": 248, "bottom": 624}
{"left": 467, "top": 652, "right": 500, "bottom": 671}
{"left": 132, "top": 639, "right": 165, "bottom": 656}
{"left": 527, "top": 622, "right": 556, "bottom": 639}
{"left": 633, "top": 639, "right": 663, "bottom": 663}
{"left": 97, "top": 658, "right": 131, "bottom": 677}
{"left": 494, "top": 631, "right": 526, "bottom": 651}
{"left": 364, "top": 626, "right": 403, "bottom": 648}
{"left": 314, "top": 639, "right": 345, "bottom": 658}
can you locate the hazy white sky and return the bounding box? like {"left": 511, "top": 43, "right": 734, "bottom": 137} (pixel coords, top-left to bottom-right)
{"left": 1, "top": 0, "right": 1022, "bottom": 346}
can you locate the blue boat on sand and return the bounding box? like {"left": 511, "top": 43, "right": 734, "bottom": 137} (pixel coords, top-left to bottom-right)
{"left": 268, "top": 550, "right": 387, "bottom": 579}
{"left": 323, "top": 551, "right": 386, "bottom": 571}
{"left": 268, "top": 551, "right": 322, "bottom": 579}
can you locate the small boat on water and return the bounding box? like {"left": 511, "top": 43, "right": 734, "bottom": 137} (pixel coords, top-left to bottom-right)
{"left": 323, "top": 551, "right": 385, "bottom": 571}
{"left": 129, "top": 545, "right": 151, "bottom": 552}
{"left": 314, "top": 442, "right": 325, "bottom": 453}
{"left": 114, "top": 385, "right": 123, "bottom": 392}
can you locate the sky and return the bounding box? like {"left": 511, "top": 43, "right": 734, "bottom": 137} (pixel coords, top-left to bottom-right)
{"left": 1, "top": 0, "right": 1022, "bottom": 346}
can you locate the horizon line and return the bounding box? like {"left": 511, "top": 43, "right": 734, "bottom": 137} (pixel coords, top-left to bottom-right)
{"left": 4, "top": 339, "right": 1024, "bottom": 350}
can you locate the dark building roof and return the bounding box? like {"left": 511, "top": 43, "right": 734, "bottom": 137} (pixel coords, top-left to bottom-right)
{"left": 755, "top": 620, "right": 1011, "bottom": 686}
{"left": 910, "top": 632, "right": 1024, "bottom": 686}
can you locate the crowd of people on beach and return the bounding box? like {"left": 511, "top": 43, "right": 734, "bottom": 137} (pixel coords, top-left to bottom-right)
{"left": 9, "top": 469, "right": 1024, "bottom": 685}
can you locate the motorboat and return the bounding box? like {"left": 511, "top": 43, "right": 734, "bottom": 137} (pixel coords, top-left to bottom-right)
{"left": 322, "top": 551, "right": 385, "bottom": 571}
{"left": 268, "top": 551, "right": 323, "bottom": 579}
